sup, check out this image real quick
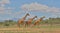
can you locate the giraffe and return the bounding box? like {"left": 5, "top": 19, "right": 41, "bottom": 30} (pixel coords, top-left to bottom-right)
{"left": 17, "top": 13, "right": 30, "bottom": 27}
{"left": 34, "top": 16, "right": 45, "bottom": 25}
{"left": 25, "top": 16, "right": 37, "bottom": 26}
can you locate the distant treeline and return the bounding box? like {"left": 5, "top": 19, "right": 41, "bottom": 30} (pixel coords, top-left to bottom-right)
{"left": 0, "top": 17, "right": 60, "bottom": 26}
{"left": 41, "top": 17, "right": 60, "bottom": 24}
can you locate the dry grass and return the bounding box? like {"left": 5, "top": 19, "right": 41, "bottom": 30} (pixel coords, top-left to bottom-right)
{"left": 0, "top": 24, "right": 60, "bottom": 33}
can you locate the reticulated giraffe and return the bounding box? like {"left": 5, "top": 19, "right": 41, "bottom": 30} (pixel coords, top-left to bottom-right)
{"left": 25, "top": 16, "right": 37, "bottom": 26}
{"left": 34, "top": 16, "right": 45, "bottom": 25}
{"left": 17, "top": 13, "right": 30, "bottom": 27}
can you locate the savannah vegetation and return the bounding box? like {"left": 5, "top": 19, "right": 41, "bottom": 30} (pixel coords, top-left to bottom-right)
{"left": 0, "top": 17, "right": 60, "bottom": 26}
{"left": 0, "top": 17, "right": 60, "bottom": 33}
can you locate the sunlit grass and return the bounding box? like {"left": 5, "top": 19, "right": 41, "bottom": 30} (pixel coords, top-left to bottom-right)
{"left": 0, "top": 24, "right": 60, "bottom": 33}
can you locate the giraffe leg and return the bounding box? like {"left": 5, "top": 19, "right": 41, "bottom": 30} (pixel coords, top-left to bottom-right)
{"left": 17, "top": 23, "right": 20, "bottom": 28}
{"left": 17, "top": 23, "right": 21, "bottom": 31}
{"left": 28, "top": 23, "right": 32, "bottom": 27}
{"left": 38, "top": 24, "right": 40, "bottom": 27}
{"left": 30, "top": 24, "right": 34, "bottom": 27}
{"left": 25, "top": 22, "right": 29, "bottom": 27}
{"left": 23, "top": 23, "right": 26, "bottom": 27}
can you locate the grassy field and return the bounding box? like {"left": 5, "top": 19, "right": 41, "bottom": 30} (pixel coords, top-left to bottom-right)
{"left": 0, "top": 24, "right": 60, "bottom": 33}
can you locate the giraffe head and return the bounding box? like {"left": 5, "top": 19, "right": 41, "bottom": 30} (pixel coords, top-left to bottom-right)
{"left": 32, "top": 16, "right": 37, "bottom": 19}
{"left": 39, "top": 16, "right": 45, "bottom": 21}
{"left": 34, "top": 16, "right": 37, "bottom": 18}
{"left": 26, "top": 13, "right": 30, "bottom": 16}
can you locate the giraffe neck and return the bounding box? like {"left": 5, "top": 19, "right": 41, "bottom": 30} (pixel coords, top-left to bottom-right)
{"left": 31, "top": 17, "right": 36, "bottom": 20}
{"left": 23, "top": 14, "right": 28, "bottom": 20}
